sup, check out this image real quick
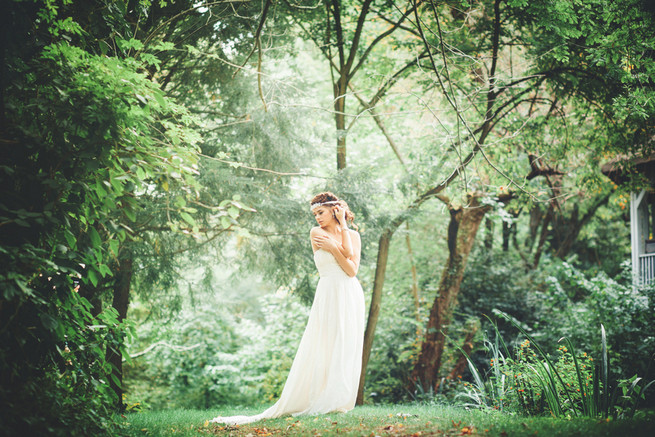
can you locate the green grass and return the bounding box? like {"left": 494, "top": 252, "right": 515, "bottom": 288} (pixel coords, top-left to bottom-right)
{"left": 120, "top": 404, "right": 655, "bottom": 436}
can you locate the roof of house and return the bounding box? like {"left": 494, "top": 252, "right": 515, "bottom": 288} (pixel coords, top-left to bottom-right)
{"left": 601, "top": 154, "right": 655, "bottom": 184}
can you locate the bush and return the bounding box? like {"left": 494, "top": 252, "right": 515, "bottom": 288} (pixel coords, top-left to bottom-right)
{"left": 459, "top": 252, "right": 655, "bottom": 404}
{"left": 124, "top": 289, "right": 309, "bottom": 409}
{"left": 459, "top": 315, "right": 654, "bottom": 419}
{"left": 0, "top": 260, "right": 128, "bottom": 436}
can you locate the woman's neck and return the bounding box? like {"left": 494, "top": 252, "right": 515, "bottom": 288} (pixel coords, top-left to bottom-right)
{"left": 322, "top": 222, "right": 340, "bottom": 234}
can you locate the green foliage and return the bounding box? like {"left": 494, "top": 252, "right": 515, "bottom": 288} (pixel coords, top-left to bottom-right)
{"left": 541, "top": 262, "right": 655, "bottom": 379}
{"left": 457, "top": 250, "right": 654, "bottom": 388}
{"left": 124, "top": 277, "right": 309, "bottom": 410}
{"left": 0, "top": 0, "right": 212, "bottom": 433}
{"left": 2, "top": 0, "right": 654, "bottom": 433}
{"left": 510, "top": 0, "right": 655, "bottom": 154}
{"left": 460, "top": 316, "right": 653, "bottom": 419}
{"left": 0, "top": 267, "right": 132, "bottom": 436}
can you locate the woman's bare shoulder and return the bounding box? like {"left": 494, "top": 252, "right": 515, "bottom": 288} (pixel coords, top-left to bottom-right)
{"left": 347, "top": 228, "right": 361, "bottom": 239}
{"left": 310, "top": 226, "right": 324, "bottom": 235}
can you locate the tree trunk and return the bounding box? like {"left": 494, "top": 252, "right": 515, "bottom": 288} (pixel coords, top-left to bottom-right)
{"left": 552, "top": 192, "right": 611, "bottom": 259}
{"left": 405, "top": 222, "right": 420, "bottom": 322}
{"left": 484, "top": 218, "right": 494, "bottom": 250}
{"left": 411, "top": 197, "right": 489, "bottom": 392}
{"left": 356, "top": 229, "right": 392, "bottom": 405}
{"left": 532, "top": 205, "right": 554, "bottom": 268}
{"left": 502, "top": 220, "right": 510, "bottom": 251}
{"left": 334, "top": 75, "right": 348, "bottom": 170}
{"left": 106, "top": 256, "right": 132, "bottom": 410}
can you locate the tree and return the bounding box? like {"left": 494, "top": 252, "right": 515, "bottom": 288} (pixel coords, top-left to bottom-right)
{"left": 0, "top": 0, "right": 243, "bottom": 431}
{"left": 286, "top": 0, "right": 426, "bottom": 169}
{"left": 359, "top": 0, "right": 655, "bottom": 399}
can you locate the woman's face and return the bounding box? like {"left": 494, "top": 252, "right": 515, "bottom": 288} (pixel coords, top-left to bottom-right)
{"left": 313, "top": 206, "right": 334, "bottom": 227}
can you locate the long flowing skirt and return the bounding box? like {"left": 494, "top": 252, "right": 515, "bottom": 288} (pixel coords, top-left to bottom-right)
{"left": 211, "top": 260, "right": 365, "bottom": 425}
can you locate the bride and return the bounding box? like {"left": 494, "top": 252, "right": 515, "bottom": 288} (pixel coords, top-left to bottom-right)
{"left": 211, "top": 192, "right": 365, "bottom": 425}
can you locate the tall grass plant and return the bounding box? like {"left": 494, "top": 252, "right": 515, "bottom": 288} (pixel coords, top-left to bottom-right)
{"left": 460, "top": 312, "right": 653, "bottom": 418}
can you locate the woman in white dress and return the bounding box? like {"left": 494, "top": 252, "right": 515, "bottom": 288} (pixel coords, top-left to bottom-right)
{"left": 210, "top": 192, "right": 366, "bottom": 425}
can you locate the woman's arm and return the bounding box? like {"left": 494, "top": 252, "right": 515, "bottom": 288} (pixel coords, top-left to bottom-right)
{"left": 334, "top": 206, "right": 354, "bottom": 258}
{"left": 324, "top": 230, "right": 361, "bottom": 277}
{"left": 310, "top": 227, "right": 322, "bottom": 252}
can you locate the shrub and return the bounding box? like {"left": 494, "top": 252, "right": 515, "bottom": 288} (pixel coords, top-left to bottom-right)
{"left": 459, "top": 314, "right": 654, "bottom": 419}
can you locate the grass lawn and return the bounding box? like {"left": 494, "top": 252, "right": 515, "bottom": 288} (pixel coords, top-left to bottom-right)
{"left": 121, "top": 404, "right": 655, "bottom": 436}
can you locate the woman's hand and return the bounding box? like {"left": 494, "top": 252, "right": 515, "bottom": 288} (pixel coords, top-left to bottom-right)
{"left": 312, "top": 234, "right": 338, "bottom": 252}
{"left": 333, "top": 205, "right": 346, "bottom": 225}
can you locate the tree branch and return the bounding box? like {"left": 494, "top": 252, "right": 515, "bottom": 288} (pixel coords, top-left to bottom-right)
{"left": 350, "top": 1, "right": 423, "bottom": 78}
{"left": 232, "top": 0, "right": 272, "bottom": 79}
{"left": 128, "top": 341, "right": 204, "bottom": 360}
{"left": 344, "top": 0, "right": 375, "bottom": 72}
{"left": 348, "top": 84, "right": 407, "bottom": 169}
{"left": 329, "top": 0, "right": 346, "bottom": 68}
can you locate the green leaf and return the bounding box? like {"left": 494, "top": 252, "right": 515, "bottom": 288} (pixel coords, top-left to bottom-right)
{"left": 153, "top": 90, "right": 167, "bottom": 109}
{"left": 108, "top": 239, "right": 119, "bottom": 257}
{"left": 174, "top": 195, "right": 186, "bottom": 208}
{"left": 123, "top": 206, "right": 136, "bottom": 222}
{"left": 95, "top": 180, "right": 107, "bottom": 198}
{"left": 98, "top": 264, "right": 112, "bottom": 278}
{"left": 180, "top": 211, "right": 195, "bottom": 226}
{"left": 88, "top": 269, "right": 98, "bottom": 287}
{"left": 88, "top": 227, "right": 101, "bottom": 247}
{"left": 64, "top": 230, "right": 76, "bottom": 248}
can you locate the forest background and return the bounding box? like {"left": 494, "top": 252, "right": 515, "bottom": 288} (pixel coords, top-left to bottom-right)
{"left": 1, "top": 0, "right": 655, "bottom": 435}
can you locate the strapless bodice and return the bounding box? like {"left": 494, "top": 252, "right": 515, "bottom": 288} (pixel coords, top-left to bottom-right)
{"left": 313, "top": 249, "right": 350, "bottom": 279}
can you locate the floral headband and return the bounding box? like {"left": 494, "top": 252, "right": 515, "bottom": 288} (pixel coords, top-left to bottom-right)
{"left": 310, "top": 200, "right": 340, "bottom": 211}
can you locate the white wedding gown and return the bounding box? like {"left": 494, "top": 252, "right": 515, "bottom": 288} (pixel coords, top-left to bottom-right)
{"left": 211, "top": 249, "right": 365, "bottom": 425}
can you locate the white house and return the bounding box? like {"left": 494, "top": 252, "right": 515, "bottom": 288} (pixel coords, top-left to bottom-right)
{"left": 603, "top": 155, "right": 655, "bottom": 285}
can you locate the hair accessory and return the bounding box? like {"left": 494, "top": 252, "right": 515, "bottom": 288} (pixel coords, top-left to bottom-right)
{"left": 310, "top": 200, "right": 339, "bottom": 210}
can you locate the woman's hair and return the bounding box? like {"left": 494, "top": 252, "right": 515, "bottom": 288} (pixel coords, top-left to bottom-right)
{"left": 310, "top": 191, "right": 358, "bottom": 230}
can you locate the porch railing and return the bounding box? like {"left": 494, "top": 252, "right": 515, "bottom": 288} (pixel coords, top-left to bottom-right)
{"left": 639, "top": 253, "right": 655, "bottom": 285}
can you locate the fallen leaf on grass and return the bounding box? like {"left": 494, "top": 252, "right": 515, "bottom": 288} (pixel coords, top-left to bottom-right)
{"left": 460, "top": 426, "right": 474, "bottom": 435}
{"left": 286, "top": 420, "right": 301, "bottom": 431}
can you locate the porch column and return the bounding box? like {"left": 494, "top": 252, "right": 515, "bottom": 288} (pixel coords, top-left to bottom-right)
{"left": 630, "top": 189, "right": 646, "bottom": 283}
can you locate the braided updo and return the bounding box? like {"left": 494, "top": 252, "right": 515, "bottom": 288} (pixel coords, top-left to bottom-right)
{"left": 310, "top": 192, "right": 358, "bottom": 230}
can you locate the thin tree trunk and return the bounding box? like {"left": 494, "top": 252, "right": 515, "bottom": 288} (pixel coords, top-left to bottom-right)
{"left": 502, "top": 221, "right": 510, "bottom": 251}
{"left": 356, "top": 229, "right": 392, "bottom": 405}
{"left": 334, "top": 75, "right": 348, "bottom": 170}
{"left": 532, "top": 205, "right": 554, "bottom": 268}
{"left": 484, "top": 217, "right": 494, "bottom": 250}
{"left": 106, "top": 256, "right": 132, "bottom": 410}
{"left": 405, "top": 222, "right": 420, "bottom": 322}
{"left": 553, "top": 192, "right": 611, "bottom": 259}
{"left": 526, "top": 206, "right": 543, "bottom": 251}
{"left": 411, "top": 197, "right": 490, "bottom": 392}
